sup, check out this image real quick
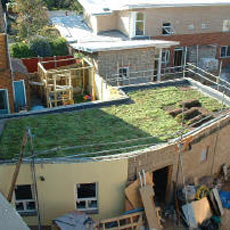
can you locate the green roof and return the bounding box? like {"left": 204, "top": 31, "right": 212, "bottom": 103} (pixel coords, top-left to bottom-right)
{"left": 0, "top": 86, "right": 224, "bottom": 160}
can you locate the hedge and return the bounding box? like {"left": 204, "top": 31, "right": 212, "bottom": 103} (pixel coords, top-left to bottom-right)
{"left": 10, "top": 37, "right": 69, "bottom": 58}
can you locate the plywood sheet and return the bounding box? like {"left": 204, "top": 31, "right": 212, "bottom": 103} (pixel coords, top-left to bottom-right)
{"left": 192, "top": 197, "right": 212, "bottom": 225}
{"left": 139, "top": 185, "right": 160, "bottom": 230}
{"left": 125, "top": 172, "right": 153, "bottom": 209}
{"left": 183, "top": 197, "right": 212, "bottom": 227}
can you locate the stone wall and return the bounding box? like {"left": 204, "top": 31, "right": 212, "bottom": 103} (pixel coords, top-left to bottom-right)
{"left": 97, "top": 48, "right": 156, "bottom": 85}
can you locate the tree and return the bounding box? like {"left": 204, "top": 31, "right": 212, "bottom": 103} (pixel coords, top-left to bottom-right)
{"left": 14, "top": 0, "right": 48, "bottom": 40}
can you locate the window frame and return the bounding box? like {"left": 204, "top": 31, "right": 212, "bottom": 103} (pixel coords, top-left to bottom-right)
{"left": 118, "top": 67, "right": 129, "bottom": 80}
{"left": 220, "top": 46, "right": 230, "bottom": 58}
{"left": 14, "top": 184, "right": 36, "bottom": 214}
{"left": 223, "top": 19, "right": 230, "bottom": 32}
{"left": 162, "top": 22, "right": 174, "bottom": 35}
{"left": 0, "top": 89, "right": 10, "bottom": 114}
{"left": 76, "top": 182, "right": 98, "bottom": 213}
{"left": 132, "top": 12, "right": 145, "bottom": 37}
{"left": 162, "top": 49, "right": 170, "bottom": 65}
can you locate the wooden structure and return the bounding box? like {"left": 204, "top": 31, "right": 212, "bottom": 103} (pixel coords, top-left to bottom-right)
{"left": 96, "top": 211, "right": 144, "bottom": 230}
{"left": 38, "top": 57, "right": 95, "bottom": 108}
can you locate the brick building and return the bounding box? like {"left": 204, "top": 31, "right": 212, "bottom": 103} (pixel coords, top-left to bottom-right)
{"left": 0, "top": 2, "right": 29, "bottom": 115}
{"left": 51, "top": 0, "right": 230, "bottom": 85}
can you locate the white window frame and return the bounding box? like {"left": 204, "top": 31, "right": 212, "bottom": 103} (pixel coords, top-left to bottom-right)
{"left": 132, "top": 12, "right": 145, "bottom": 37}
{"left": 162, "top": 22, "right": 175, "bottom": 35}
{"left": 76, "top": 183, "right": 98, "bottom": 212}
{"left": 220, "top": 46, "right": 230, "bottom": 58}
{"left": 162, "top": 50, "right": 170, "bottom": 64}
{"left": 14, "top": 185, "right": 36, "bottom": 214}
{"left": 0, "top": 89, "right": 10, "bottom": 114}
{"left": 223, "top": 19, "right": 230, "bottom": 32}
{"left": 118, "top": 67, "right": 129, "bottom": 80}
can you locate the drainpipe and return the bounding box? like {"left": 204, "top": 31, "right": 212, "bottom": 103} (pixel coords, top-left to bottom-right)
{"left": 157, "top": 48, "right": 162, "bottom": 82}
{"left": 4, "top": 13, "right": 15, "bottom": 113}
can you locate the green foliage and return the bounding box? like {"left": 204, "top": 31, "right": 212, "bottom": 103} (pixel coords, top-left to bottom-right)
{"left": 10, "top": 42, "right": 33, "bottom": 58}
{"left": 49, "top": 37, "right": 68, "bottom": 56}
{"left": 29, "top": 37, "right": 52, "bottom": 57}
{"left": 0, "top": 87, "right": 225, "bottom": 159}
{"left": 15, "top": 0, "right": 48, "bottom": 40}
{"left": 10, "top": 37, "right": 68, "bottom": 58}
{"left": 42, "top": 0, "right": 83, "bottom": 13}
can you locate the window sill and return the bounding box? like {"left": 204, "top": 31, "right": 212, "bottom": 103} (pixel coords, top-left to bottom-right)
{"left": 220, "top": 56, "right": 230, "bottom": 59}
{"left": 18, "top": 211, "right": 37, "bottom": 216}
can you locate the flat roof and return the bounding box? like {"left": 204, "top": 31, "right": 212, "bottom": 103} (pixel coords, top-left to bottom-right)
{"left": 71, "top": 40, "right": 179, "bottom": 53}
{"left": 0, "top": 83, "right": 226, "bottom": 160}
{"left": 50, "top": 15, "right": 178, "bottom": 53}
{"left": 50, "top": 15, "right": 128, "bottom": 44}
{"left": 78, "top": 0, "right": 230, "bottom": 15}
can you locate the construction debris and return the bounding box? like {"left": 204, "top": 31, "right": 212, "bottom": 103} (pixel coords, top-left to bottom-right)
{"left": 53, "top": 212, "right": 95, "bottom": 230}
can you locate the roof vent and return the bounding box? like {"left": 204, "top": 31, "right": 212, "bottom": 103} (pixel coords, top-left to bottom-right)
{"left": 103, "top": 8, "right": 110, "bottom": 11}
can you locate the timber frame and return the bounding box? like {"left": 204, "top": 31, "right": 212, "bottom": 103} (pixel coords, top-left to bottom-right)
{"left": 38, "top": 57, "right": 96, "bottom": 108}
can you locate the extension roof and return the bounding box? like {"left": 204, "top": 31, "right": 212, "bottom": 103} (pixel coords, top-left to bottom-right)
{"left": 78, "top": 0, "right": 230, "bottom": 15}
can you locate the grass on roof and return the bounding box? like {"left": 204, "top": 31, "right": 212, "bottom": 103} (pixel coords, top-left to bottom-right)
{"left": 0, "top": 86, "right": 224, "bottom": 159}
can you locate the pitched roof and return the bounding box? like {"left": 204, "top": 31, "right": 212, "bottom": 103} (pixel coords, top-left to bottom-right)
{"left": 0, "top": 193, "right": 30, "bottom": 230}
{"left": 78, "top": 0, "right": 230, "bottom": 15}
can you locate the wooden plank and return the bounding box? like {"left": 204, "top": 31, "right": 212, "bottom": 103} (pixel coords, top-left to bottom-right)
{"left": 182, "top": 197, "right": 212, "bottom": 227}
{"left": 7, "top": 132, "right": 28, "bottom": 202}
{"left": 139, "top": 185, "right": 160, "bottom": 230}
{"left": 212, "top": 188, "right": 224, "bottom": 216}
{"left": 193, "top": 197, "right": 212, "bottom": 225}
{"left": 98, "top": 212, "right": 144, "bottom": 230}
{"left": 125, "top": 172, "right": 153, "bottom": 209}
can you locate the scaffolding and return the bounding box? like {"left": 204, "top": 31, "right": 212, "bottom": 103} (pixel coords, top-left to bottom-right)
{"left": 38, "top": 57, "right": 95, "bottom": 108}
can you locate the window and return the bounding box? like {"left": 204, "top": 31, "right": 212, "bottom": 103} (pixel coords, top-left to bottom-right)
{"left": 0, "top": 89, "right": 9, "bottom": 114}
{"left": 76, "top": 183, "right": 98, "bottom": 213}
{"left": 200, "top": 147, "right": 209, "bottom": 163}
{"left": 223, "top": 20, "right": 230, "bottom": 32}
{"left": 162, "top": 50, "right": 170, "bottom": 64}
{"left": 119, "top": 67, "right": 129, "bottom": 80}
{"left": 220, "top": 46, "right": 230, "bottom": 58}
{"left": 133, "top": 12, "right": 145, "bottom": 36}
{"left": 162, "top": 22, "right": 174, "bottom": 35}
{"left": 15, "top": 185, "right": 36, "bottom": 214}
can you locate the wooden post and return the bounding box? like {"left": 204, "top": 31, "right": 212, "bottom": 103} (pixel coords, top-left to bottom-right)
{"left": 7, "top": 132, "right": 28, "bottom": 202}
{"left": 91, "top": 67, "right": 96, "bottom": 101}
{"left": 53, "top": 75, "right": 57, "bottom": 107}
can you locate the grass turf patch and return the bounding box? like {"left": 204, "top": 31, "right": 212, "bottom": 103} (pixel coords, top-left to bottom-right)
{"left": 0, "top": 86, "right": 225, "bottom": 159}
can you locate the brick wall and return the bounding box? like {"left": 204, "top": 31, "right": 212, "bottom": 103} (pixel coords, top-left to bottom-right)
{"left": 152, "top": 32, "right": 230, "bottom": 68}
{"left": 0, "top": 33, "right": 14, "bottom": 113}
{"left": 127, "top": 115, "right": 230, "bottom": 200}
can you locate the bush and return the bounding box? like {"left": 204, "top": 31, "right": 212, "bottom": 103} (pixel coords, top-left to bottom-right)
{"left": 49, "top": 37, "right": 68, "bottom": 56}
{"left": 10, "top": 37, "right": 69, "bottom": 58}
{"left": 10, "top": 42, "right": 33, "bottom": 58}
{"left": 29, "top": 37, "right": 52, "bottom": 57}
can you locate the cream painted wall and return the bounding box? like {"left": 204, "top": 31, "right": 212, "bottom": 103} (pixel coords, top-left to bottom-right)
{"left": 0, "top": 159, "right": 128, "bottom": 226}
{"left": 94, "top": 6, "right": 230, "bottom": 37}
